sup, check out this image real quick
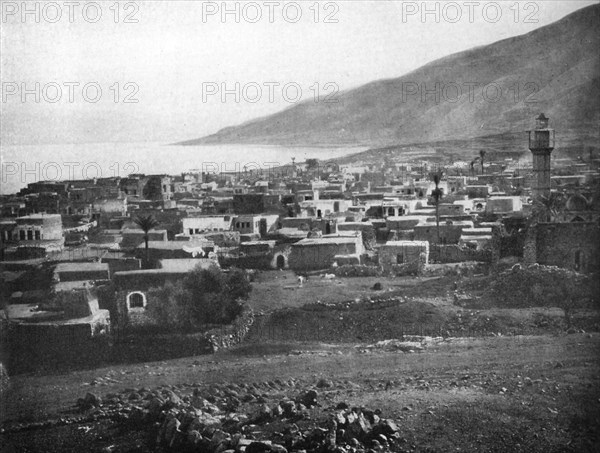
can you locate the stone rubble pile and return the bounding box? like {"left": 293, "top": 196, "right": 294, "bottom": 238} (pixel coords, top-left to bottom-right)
{"left": 74, "top": 379, "right": 404, "bottom": 452}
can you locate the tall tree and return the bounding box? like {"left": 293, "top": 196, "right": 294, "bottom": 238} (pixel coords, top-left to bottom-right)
{"left": 431, "top": 172, "right": 444, "bottom": 243}
{"left": 134, "top": 215, "right": 159, "bottom": 267}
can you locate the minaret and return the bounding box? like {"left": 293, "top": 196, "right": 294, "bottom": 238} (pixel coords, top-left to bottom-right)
{"left": 291, "top": 157, "right": 297, "bottom": 178}
{"left": 528, "top": 113, "right": 555, "bottom": 199}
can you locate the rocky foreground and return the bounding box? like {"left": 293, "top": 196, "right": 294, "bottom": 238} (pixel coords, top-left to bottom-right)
{"left": 1, "top": 334, "right": 599, "bottom": 452}
{"left": 5, "top": 375, "right": 411, "bottom": 453}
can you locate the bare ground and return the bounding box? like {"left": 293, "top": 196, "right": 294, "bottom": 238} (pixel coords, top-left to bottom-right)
{"left": 1, "top": 334, "right": 600, "bottom": 452}
{"left": 1, "top": 271, "right": 599, "bottom": 452}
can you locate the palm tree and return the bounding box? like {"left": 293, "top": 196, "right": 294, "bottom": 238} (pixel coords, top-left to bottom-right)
{"left": 134, "top": 215, "right": 159, "bottom": 267}
{"left": 431, "top": 172, "right": 444, "bottom": 243}
{"left": 531, "top": 193, "right": 565, "bottom": 224}
{"left": 479, "top": 150, "right": 486, "bottom": 175}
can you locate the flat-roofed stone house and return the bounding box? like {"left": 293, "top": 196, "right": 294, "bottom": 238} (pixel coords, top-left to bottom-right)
{"left": 289, "top": 234, "right": 364, "bottom": 271}
{"left": 379, "top": 240, "right": 429, "bottom": 272}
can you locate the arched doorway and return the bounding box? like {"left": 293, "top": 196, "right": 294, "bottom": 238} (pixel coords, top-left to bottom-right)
{"left": 127, "top": 292, "right": 146, "bottom": 310}
{"left": 276, "top": 255, "right": 286, "bottom": 269}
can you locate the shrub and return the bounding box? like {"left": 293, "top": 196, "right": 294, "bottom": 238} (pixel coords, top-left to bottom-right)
{"left": 146, "top": 281, "right": 195, "bottom": 331}
{"left": 146, "top": 264, "right": 251, "bottom": 330}
{"left": 226, "top": 267, "right": 252, "bottom": 301}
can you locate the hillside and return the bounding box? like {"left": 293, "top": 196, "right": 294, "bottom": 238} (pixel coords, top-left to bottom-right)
{"left": 177, "top": 4, "right": 600, "bottom": 148}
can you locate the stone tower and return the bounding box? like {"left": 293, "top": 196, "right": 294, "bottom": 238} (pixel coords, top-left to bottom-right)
{"left": 528, "top": 113, "right": 555, "bottom": 199}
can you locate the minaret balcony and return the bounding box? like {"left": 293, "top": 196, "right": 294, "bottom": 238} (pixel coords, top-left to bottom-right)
{"left": 528, "top": 129, "right": 555, "bottom": 152}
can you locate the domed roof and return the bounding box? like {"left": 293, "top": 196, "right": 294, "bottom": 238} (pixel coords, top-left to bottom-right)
{"left": 566, "top": 194, "right": 589, "bottom": 211}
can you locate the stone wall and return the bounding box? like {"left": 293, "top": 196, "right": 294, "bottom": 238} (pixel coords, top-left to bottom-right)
{"left": 102, "top": 258, "right": 141, "bottom": 277}
{"left": 204, "top": 306, "right": 255, "bottom": 352}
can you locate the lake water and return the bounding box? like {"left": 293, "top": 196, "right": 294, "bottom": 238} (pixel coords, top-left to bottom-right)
{"left": 1, "top": 142, "right": 366, "bottom": 195}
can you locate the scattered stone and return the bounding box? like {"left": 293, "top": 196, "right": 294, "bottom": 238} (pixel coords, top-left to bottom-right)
{"left": 347, "top": 412, "right": 371, "bottom": 440}
{"left": 316, "top": 378, "right": 334, "bottom": 388}
{"left": 376, "top": 419, "right": 399, "bottom": 436}
{"left": 246, "top": 441, "right": 275, "bottom": 453}
{"left": 298, "top": 389, "right": 319, "bottom": 408}
{"left": 280, "top": 400, "right": 297, "bottom": 417}
{"left": 78, "top": 392, "right": 102, "bottom": 411}
{"left": 252, "top": 403, "right": 272, "bottom": 423}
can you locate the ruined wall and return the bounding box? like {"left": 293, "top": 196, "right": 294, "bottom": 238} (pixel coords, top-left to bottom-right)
{"left": 379, "top": 243, "right": 429, "bottom": 271}
{"left": 530, "top": 222, "right": 599, "bottom": 273}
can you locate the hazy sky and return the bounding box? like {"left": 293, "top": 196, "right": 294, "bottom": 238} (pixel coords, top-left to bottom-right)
{"left": 1, "top": 0, "right": 597, "bottom": 145}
